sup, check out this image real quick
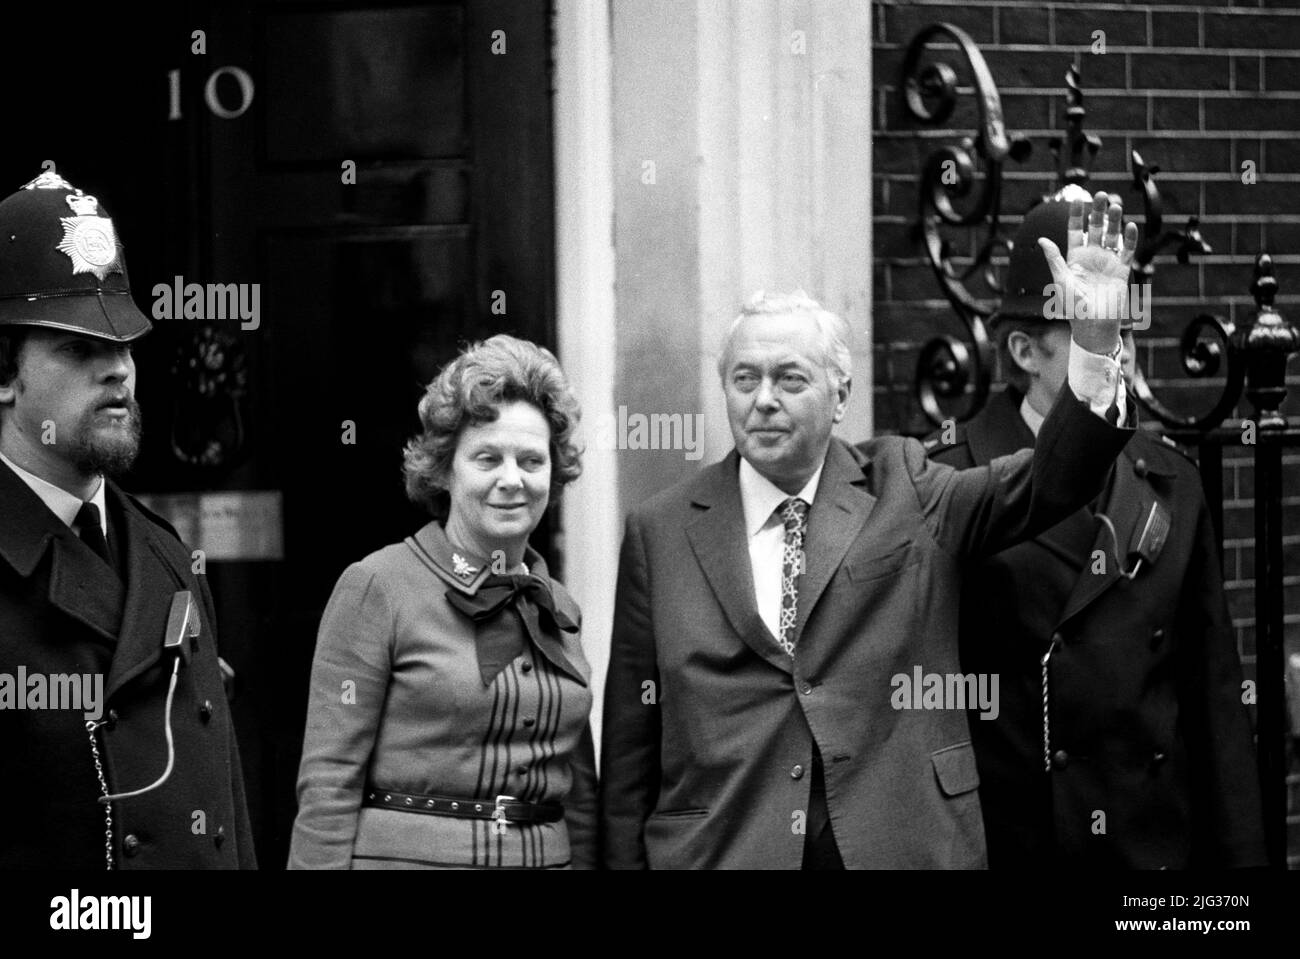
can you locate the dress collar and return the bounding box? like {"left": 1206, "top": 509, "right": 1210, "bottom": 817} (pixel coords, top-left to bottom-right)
{"left": 405, "top": 520, "right": 550, "bottom": 595}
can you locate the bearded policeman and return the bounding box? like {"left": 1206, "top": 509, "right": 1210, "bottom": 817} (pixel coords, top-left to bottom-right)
{"left": 0, "top": 171, "right": 256, "bottom": 869}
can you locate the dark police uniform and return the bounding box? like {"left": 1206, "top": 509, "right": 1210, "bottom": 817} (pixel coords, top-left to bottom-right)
{"left": 927, "top": 386, "right": 1266, "bottom": 869}
{"left": 0, "top": 171, "right": 255, "bottom": 868}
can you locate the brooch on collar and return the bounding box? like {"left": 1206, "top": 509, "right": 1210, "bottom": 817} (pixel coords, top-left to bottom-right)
{"left": 452, "top": 553, "right": 479, "bottom": 580}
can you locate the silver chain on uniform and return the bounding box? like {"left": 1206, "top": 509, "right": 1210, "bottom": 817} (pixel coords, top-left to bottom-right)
{"left": 85, "top": 721, "right": 114, "bottom": 870}
{"left": 1041, "top": 635, "right": 1061, "bottom": 773}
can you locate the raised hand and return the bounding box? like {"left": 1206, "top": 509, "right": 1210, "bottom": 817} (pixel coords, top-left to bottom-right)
{"left": 1037, "top": 191, "right": 1139, "bottom": 355}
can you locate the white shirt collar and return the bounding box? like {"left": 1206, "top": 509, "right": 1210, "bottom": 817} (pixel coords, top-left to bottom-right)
{"left": 1019, "top": 395, "right": 1046, "bottom": 438}
{"left": 738, "top": 456, "right": 824, "bottom": 538}
{"left": 0, "top": 450, "right": 107, "bottom": 536}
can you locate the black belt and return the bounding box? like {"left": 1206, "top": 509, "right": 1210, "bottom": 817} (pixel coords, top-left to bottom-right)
{"left": 363, "top": 788, "right": 564, "bottom": 824}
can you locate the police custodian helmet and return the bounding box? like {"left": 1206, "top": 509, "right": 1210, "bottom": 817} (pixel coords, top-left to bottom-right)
{"left": 0, "top": 170, "right": 151, "bottom": 342}
{"left": 996, "top": 183, "right": 1145, "bottom": 332}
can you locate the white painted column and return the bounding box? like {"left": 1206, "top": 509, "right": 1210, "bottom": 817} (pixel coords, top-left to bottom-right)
{"left": 696, "top": 0, "right": 875, "bottom": 453}
{"left": 554, "top": 0, "right": 618, "bottom": 754}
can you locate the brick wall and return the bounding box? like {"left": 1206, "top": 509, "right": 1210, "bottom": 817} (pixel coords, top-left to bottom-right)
{"left": 872, "top": 0, "right": 1300, "bottom": 864}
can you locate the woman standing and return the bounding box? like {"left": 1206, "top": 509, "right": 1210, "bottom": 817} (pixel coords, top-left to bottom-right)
{"left": 289, "top": 335, "right": 595, "bottom": 869}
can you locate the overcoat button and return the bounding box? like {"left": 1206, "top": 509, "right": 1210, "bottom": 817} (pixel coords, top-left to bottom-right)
{"left": 800, "top": 683, "right": 812, "bottom": 696}
{"left": 523, "top": 717, "right": 536, "bottom": 728}
{"left": 515, "top": 765, "right": 528, "bottom": 777}
{"left": 199, "top": 701, "right": 213, "bottom": 723}
{"left": 521, "top": 661, "right": 533, "bottom": 673}
{"left": 1150, "top": 628, "right": 1164, "bottom": 649}
{"left": 123, "top": 834, "right": 140, "bottom": 856}
{"left": 1051, "top": 750, "right": 1069, "bottom": 770}
{"left": 1134, "top": 459, "right": 1149, "bottom": 478}
{"left": 791, "top": 765, "right": 804, "bottom": 780}
{"left": 215, "top": 826, "right": 225, "bottom": 849}
{"left": 107, "top": 709, "right": 119, "bottom": 730}
{"left": 1152, "top": 750, "right": 1167, "bottom": 764}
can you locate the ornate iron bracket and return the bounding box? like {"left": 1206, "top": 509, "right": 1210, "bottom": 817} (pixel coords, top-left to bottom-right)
{"left": 900, "top": 23, "right": 1032, "bottom": 426}
{"left": 900, "top": 26, "right": 1208, "bottom": 431}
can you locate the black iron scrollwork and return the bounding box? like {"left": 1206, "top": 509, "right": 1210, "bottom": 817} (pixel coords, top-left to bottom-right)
{"left": 900, "top": 23, "right": 1032, "bottom": 426}
{"left": 901, "top": 27, "right": 1222, "bottom": 433}
{"left": 1048, "top": 66, "right": 1100, "bottom": 189}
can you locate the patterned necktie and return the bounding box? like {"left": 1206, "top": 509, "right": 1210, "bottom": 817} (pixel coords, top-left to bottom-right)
{"left": 777, "top": 497, "right": 810, "bottom": 656}
{"left": 75, "top": 502, "right": 113, "bottom": 569}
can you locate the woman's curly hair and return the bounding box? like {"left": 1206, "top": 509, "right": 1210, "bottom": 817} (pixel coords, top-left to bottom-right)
{"left": 403, "top": 334, "right": 582, "bottom": 517}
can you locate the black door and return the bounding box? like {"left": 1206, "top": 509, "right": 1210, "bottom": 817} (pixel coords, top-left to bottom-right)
{"left": 1, "top": 0, "right": 557, "bottom": 866}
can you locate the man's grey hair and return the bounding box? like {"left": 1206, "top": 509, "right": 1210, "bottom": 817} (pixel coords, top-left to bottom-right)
{"left": 717, "top": 290, "right": 853, "bottom": 389}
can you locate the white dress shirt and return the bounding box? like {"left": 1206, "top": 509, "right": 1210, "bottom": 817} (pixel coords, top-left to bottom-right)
{"left": 738, "top": 458, "right": 823, "bottom": 640}
{"left": 0, "top": 450, "right": 108, "bottom": 539}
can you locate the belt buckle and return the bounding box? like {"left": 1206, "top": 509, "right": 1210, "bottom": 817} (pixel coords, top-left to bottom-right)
{"left": 492, "top": 795, "right": 518, "bottom": 827}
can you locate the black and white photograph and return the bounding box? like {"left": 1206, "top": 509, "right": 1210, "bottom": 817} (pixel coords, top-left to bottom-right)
{"left": 0, "top": 0, "right": 1295, "bottom": 941}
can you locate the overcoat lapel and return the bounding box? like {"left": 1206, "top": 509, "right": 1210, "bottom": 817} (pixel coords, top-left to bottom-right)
{"left": 1056, "top": 446, "right": 1166, "bottom": 626}
{"left": 104, "top": 485, "right": 189, "bottom": 700}
{"left": 684, "top": 452, "right": 792, "bottom": 675}
{"left": 0, "top": 460, "right": 123, "bottom": 643}
{"left": 965, "top": 391, "right": 1175, "bottom": 627}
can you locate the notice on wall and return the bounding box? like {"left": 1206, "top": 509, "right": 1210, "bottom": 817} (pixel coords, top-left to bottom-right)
{"left": 136, "top": 491, "right": 285, "bottom": 561}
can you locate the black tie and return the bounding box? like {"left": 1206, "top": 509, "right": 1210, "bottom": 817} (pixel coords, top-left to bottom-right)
{"left": 75, "top": 502, "right": 113, "bottom": 569}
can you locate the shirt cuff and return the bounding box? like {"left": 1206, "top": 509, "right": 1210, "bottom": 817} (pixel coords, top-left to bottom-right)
{"left": 1068, "top": 337, "right": 1126, "bottom": 425}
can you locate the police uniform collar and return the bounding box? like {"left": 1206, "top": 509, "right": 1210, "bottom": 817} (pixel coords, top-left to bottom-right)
{"left": 965, "top": 388, "right": 1037, "bottom": 466}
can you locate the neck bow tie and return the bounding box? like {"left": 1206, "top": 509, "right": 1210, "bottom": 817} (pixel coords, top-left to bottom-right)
{"left": 446, "top": 573, "right": 585, "bottom": 687}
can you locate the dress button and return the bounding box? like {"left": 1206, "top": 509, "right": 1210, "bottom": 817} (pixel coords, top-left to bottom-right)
{"left": 1051, "top": 632, "right": 1064, "bottom": 646}
{"left": 1150, "top": 627, "right": 1164, "bottom": 649}
{"left": 800, "top": 683, "right": 812, "bottom": 696}
{"left": 107, "top": 709, "right": 119, "bottom": 730}
{"left": 199, "top": 700, "right": 213, "bottom": 723}
{"left": 1134, "top": 459, "right": 1149, "bottom": 478}
{"left": 515, "top": 765, "right": 528, "bottom": 777}
{"left": 214, "top": 826, "right": 225, "bottom": 849}
{"left": 1051, "top": 750, "right": 1069, "bottom": 770}
{"left": 123, "top": 834, "right": 140, "bottom": 856}
{"left": 521, "top": 662, "right": 533, "bottom": 674}
{"left": 1152, "top": 750, "right": 1167, "bottom": 764}
{"left": 523, "top": 717, "right": 535, "bottom": 728}
{"left": 790, "top": 765, "right": 804, "bottom": 780}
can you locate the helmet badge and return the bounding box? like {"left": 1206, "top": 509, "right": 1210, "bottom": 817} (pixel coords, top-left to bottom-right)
{"left": 56, "top": 190, "right": 121, "bottom": 281}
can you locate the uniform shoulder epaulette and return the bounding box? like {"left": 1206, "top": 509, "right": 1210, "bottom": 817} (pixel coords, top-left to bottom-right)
{"left": 1154, "top": 431, "right": 1200, "bottom": 465}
